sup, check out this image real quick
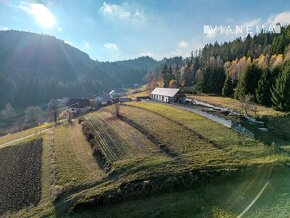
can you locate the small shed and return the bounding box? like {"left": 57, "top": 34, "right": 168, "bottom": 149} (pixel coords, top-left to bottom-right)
{"left": 151, "top": 88, "right": 186, "bottom": 103}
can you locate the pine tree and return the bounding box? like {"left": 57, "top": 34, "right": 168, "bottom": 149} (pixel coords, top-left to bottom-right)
{"left": 161, "top": 64, "right": 170, "bottom": 88}
{"left": 235, "top": 64, "right": 262, "bottom": 100}
{"left": 222, "top": 74, "right": 234, "bottom": 97}
{"left": 255, "top": 69, "right": 272, "bottom": 106}
{"left": 271, "top": 62, "right": 290, "bottom": 111}
{"left": 174, "top": 64, "right": 181, "bottom": 87}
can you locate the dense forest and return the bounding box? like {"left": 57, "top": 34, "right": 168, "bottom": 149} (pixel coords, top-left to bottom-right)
{"left": 0, "top": 30, "right": 158, "bottom": 110}
{"left": 1, "top": 26, "right": 290, "bottom": 113}
{"left": 152, "top": 25, "right": 290, "bottom": 112}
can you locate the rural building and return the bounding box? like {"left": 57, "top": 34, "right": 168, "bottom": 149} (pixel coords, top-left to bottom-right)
{"left": 47, "top": 97, "right": 69, "bottom": 109}
{"left": 94, "top": 95, "right": 112, "bottom": 105}
{"left": 151, "top": 88, "right": 186, "bottom": 103}
{"left": 68, "top": 99, "right": 91, "bottom": 113}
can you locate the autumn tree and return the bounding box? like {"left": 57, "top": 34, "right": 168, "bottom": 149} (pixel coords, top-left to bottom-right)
{"left": 169, "top": 80, "right": 178, "bottom": 88}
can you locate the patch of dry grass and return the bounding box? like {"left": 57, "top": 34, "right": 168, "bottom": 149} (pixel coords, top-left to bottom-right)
{"left": 0, "top": 123, "right": 52, "bottom": 146}
{"left": 187, "top": 94, "right": 286, "bottom": 117}
{"left": 54, "top": 122, "right": 105, "bottom": 190}
{"left": 124, "top": 90, "right": 151, "bottom": 99}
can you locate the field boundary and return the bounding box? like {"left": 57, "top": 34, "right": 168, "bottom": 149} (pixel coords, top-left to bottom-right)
{"left": 72, "top": 163, "right": 277, "bottom": 214}
{"left": 121, "top": 104, "right": 223, "bottom": 150}
{"left": 118, "top": 114, "right": 178, "bottom": 157}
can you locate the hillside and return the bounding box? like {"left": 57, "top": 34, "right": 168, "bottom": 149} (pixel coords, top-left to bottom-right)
{"left": 0, "top": 30, "right": 157, "bottom": 109}
{"left": 0, "top": 102, "right": 289, "bottom": 217}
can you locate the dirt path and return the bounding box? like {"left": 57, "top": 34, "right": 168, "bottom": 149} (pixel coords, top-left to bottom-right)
{"left": 0, "top": 128, "right": 53, "bottom": 149}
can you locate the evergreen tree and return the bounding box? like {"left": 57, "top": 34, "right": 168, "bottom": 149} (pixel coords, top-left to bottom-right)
{"left": 174, "top": 64, "right": 181, "bottom": 87}
{"left": 200, "top": 66, "right": 225, "bottom": 94}
{"left": 222, "top": 74, "right": 234, "bottom": 97}
{"left": 235, "top": 64, "right": 262, "bottom": 100}
{"left": 255, "top": 69, "right": 273, "bottom": 106}
{"left": 161, "top": 64, "right": 170, "bottom": 88}
{"left": 271, "top": 61, "right": 290, "bottom": 111}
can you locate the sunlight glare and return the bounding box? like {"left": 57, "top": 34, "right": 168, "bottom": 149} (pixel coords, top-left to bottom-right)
{"left": 21, "top": 3, "right": 56, "bottom": 28}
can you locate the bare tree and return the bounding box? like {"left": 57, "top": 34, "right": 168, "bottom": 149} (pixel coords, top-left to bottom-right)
{"left": 25, "top": 106, "right": 43, "bottom": 123}
{"left": 48, "top": 98, "right": 59, "bottom": 124}
{"left": 240, "top": 94, "right": 253, "bottom": 116}
{"left": 1, "top": 103, "right": 15, "bottom": 119}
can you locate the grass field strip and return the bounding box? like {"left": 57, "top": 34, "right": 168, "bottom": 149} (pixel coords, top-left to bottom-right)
{"left": 0, "top": 128, "right": 52, "bottom": 149}
{"left": 122, "top": 104, "right": 223, "bottom": 150}
{"left": 118, "top": 114, "right": 178, "bottom": 157}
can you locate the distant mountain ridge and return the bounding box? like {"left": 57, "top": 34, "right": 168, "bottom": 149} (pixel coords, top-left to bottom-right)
{"left": 0, "top": 30, "right": 158, "bottom": 109}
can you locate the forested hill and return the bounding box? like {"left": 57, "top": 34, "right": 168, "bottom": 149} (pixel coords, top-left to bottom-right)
{"left": 0, "top": 30, "right": 157, "bottom": 109}
{"left": 153, "top": 25, "right": 290, "bottom": 112}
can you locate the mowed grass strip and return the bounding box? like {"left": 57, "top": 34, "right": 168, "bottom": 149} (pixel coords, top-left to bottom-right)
{"left": 85, "top": 113, "right": 138, "bottom": 161}
{"left": 97, "top": 111, "right": 164, "bottom": 157}
{"left": 103, "top": 106, "right": 221, "bottom": 157}
{"left": 54, "top": 122, "right": 105, "bottom": 190}
{"left": 124, "top": 102, "right": 285, "bottom": 161}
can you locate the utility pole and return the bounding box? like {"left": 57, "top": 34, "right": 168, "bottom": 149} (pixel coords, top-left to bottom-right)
{"left": 52, "top": 98, "right": 58, "bottom": 125}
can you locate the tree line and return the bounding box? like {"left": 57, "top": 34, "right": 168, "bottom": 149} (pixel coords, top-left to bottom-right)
{"left": 152, "top": 25, "right": 290, "bottom": 112}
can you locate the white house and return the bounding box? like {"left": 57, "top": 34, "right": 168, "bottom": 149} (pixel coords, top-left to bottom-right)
{"left": 151, "top": 88, "right": 186, "bottom": 103}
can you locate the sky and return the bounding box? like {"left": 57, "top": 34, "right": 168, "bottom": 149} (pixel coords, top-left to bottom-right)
{"left": 0, "top": 0, "right": 290, "bottom": 61}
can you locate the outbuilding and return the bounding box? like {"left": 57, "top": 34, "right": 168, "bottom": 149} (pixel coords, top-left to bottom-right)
{"left": 67, "top": 99, "right": 91, "bottom": 114}
{"left": 151, "top": 88, "right": 186, "bottom": 103}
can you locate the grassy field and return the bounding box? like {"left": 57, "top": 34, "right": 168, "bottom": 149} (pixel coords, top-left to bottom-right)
{"left": 187, "top": 94, "right": 290, "bottom": 140}
{"left": 125, "top": 90, "right": 151, "bottom": 99}
{"left": 123, "top": 102, "right": 286, "bottom": 164}
{"left": 4, "top": 101, "right": 290, "bottom": 217}
{"left": 50, "top": 102, "right": 287, "bottom": 216}
{"left": 0, "top": 123, "right": 52, "bottom": 146}
{"left": 187, "top": 94, "right": 285, "bottom": 117}
{"left": 72, "top": 165, "right": 290, "bottom": 218}
{"left": 53, "top": 122, "right": 105, "bottom": 191}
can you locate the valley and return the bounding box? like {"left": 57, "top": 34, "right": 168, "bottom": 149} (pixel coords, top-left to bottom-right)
{"left": 0, "top": 101, "right": 289, "bottom": 217}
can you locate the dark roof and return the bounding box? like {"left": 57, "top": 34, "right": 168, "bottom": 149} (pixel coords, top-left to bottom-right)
{"left": 68, "top": 99, "right": 91, "bottom": 108}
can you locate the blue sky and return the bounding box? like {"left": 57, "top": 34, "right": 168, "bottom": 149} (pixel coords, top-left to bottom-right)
{"left": 1, "top": 0, "right": 290, "bottom": 61}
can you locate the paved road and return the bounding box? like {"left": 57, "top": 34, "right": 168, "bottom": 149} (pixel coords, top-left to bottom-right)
{"left": 0, "top": 128, "right": 53, "bottom": 149}
{"left": 171, "top": 104, "right": 232, "bottom": 128}
{"left": 143, "top": 100, "right": 232, "bottom": 128}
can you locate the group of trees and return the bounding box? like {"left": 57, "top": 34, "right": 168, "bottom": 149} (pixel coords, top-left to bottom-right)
{"left": 154, "top": 25, "right": 290, "bottom": 112}
{"left": 230, "top": 60, "right": 290, "bottom": 111}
